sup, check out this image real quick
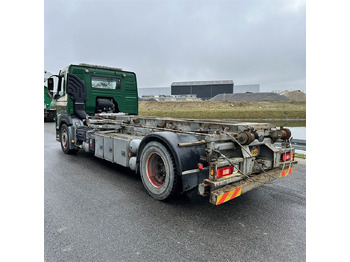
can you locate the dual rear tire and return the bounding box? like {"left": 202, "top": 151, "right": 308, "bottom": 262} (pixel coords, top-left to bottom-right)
{"left": 139, "top": 141, "right": 180, "bottom": 200}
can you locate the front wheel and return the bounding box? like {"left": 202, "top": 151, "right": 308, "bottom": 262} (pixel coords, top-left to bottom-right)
{"left": 139, "top": 141, "right": 180, "bottom": 200}
{"left": 60, "top": 124, "right": 78, "bottom": 154}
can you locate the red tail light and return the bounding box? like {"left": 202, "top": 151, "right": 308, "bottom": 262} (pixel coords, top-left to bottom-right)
{"left": 282, "top": 151, "right": 294, "bottom": 161}
{"left": 217, "top": 166, "right": 234, "bottom": 178}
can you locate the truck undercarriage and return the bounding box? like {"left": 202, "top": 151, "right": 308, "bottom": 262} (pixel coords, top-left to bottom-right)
{"left": 57, "top": 112, "right": 296, "bottom": 205}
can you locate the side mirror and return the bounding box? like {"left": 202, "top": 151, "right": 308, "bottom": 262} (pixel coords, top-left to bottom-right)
{"left": 48, "top": 78, "right": 54, "bottom": 91}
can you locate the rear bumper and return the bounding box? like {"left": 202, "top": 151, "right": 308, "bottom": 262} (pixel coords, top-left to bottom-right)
{"left": 199, "top": 162, "right": 296, "bottom": 205}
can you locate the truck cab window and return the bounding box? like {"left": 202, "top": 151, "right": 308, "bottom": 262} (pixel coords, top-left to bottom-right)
{"left": 91, "top": 76, "right": 121, "bottom": 90}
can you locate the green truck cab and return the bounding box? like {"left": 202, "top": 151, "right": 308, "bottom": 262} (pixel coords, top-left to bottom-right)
{"left": 50, "top": 63, "right": 138, "bottom": 140}
{"left": 44, "top": 85, "right": 56, "bottom": 122}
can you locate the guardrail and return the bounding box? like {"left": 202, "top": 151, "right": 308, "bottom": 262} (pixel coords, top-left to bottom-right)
{"left": 275, "top": 138, "right": 306, "bottom": 151}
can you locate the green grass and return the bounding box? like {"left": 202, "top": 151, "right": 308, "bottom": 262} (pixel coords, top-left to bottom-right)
{"left": 295, "top": 153, "right": 306, "bottom": 159}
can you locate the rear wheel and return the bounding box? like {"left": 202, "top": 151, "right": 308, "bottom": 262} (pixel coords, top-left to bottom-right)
{"left": 140, "top": 141, "right": 180, "bottom": 200}
{"left": 60, "top": 124, "right": 78, "bottom": 154}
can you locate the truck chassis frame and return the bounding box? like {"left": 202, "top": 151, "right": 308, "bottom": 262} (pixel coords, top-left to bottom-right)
{"left": 56, "top": 112, "right": 296, "bottom": 205}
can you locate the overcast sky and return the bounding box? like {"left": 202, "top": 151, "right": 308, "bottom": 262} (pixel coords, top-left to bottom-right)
{"left": 44, "top": 0, "right": 305, "bottom": 91}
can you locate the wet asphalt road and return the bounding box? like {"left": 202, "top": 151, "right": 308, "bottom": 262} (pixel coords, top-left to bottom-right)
{"left": 44, "top": 122, "right": 306, "bottom": 262}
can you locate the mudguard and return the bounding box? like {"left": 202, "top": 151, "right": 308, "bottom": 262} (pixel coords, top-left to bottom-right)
{"left": 56, "top": 115, "right": 83, "bottom": 148}
{"left": 57, "top": 114, "right": 73, "bottom": 128}
{"left": 137, "top": 132, "right": 208, "bottom": 192}
{"left": 56, "top": 114, "right": 73, "bottom": 142}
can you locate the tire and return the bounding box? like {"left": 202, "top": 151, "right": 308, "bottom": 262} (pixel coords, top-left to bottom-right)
{"left": 139, "top": 141, "right": 180, "bottom": 200}
{"left": 60, "top": 124, "right": 78, "bottom": 154}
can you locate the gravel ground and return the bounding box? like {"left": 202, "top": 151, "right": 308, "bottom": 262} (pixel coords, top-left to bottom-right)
{"left": 280, "top": 91, "right": 306, "bottom": 102}
{"left": 210, "top": 92, "right": 291, "bottom": 102}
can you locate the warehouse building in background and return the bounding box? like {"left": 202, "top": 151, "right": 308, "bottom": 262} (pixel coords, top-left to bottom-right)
{"left": 171, "top": 80, "right": 233, "bottom": 100}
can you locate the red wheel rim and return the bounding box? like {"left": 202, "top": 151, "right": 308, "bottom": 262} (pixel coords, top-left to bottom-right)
{"left": 146, "top": 153, "right": 166, "bottom": 187}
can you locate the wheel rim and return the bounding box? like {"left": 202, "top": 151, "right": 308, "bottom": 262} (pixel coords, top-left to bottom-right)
{"left": 61, "top": 129, "right": 68, "bottom": 149}
{"left": 146, "top": 153, "right": 166, "bottom": 187}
